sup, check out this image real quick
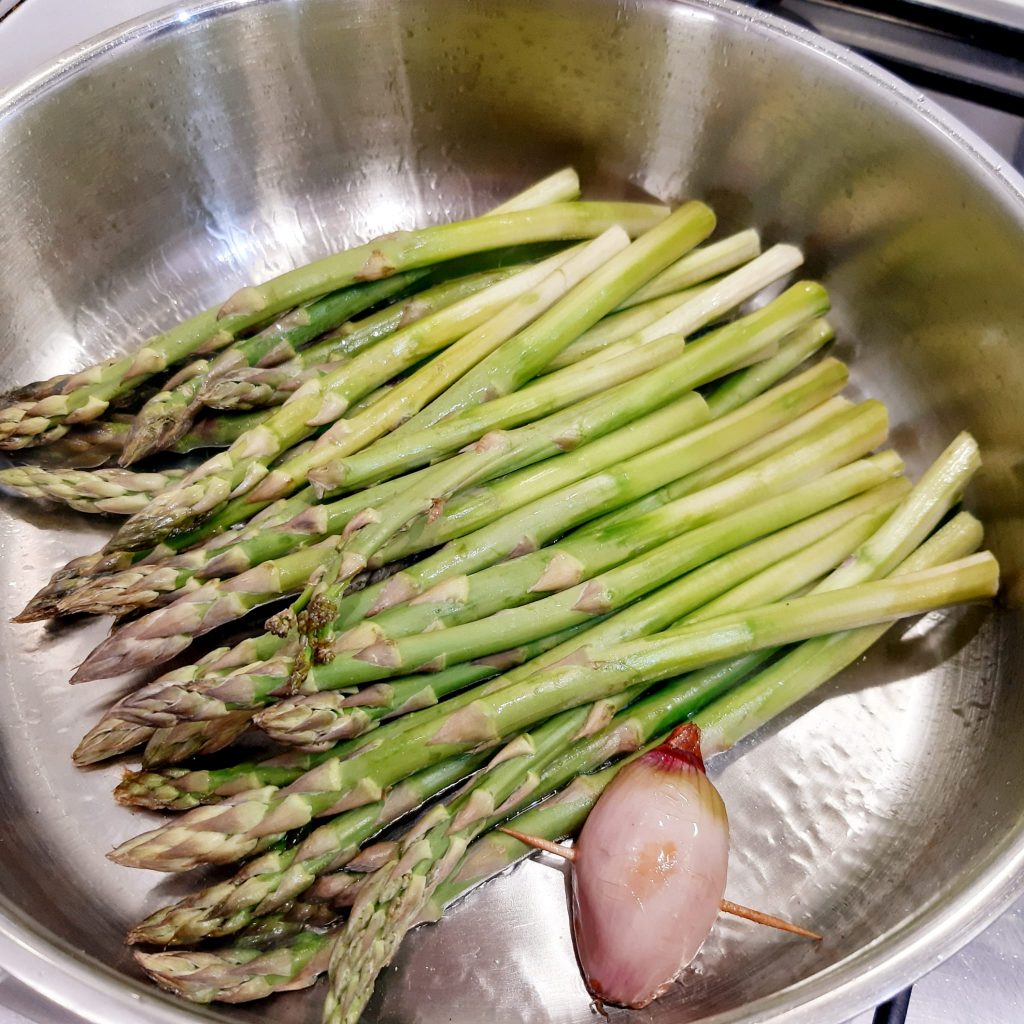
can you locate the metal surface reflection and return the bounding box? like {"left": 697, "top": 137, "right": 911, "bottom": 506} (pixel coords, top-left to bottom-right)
{"left": 0, "top": 2, "right": 1023, "bottom": 1024}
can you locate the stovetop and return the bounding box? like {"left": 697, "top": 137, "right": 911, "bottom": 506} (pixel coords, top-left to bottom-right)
{"left": 0, "top": 1, "right": 1021, "bottom": 1022}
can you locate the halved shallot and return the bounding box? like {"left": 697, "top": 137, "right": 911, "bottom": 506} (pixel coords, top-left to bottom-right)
{"left": 502, "top": 723, "right": 819, "bottom": 1009}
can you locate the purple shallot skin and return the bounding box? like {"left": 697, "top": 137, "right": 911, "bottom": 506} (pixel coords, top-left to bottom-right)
{"left": 571, "top": 724, "right": 730, "bottom": 1009}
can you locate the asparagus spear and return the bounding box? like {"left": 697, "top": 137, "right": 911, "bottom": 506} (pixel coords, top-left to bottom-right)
{"left": 75, "top": 287, "right": 817, "bottom": 644}
{"left": 379, "top": 318, "right": 837, "bottom": 564}
{"left": 101, "top": 243, "right": 801, "bottom": 565}
{"left": 254, "top": 480, "right": 905, "bottom": 750}
{"left": 53, "top": 310, "right": 828, "bottom": 619}
{"left": 210, "top": 204, "right": 720, "bottom": 521}
{"left": 103, "top": 227, "right": 632, "bottom": 552}
{"left": 536, "top": 229, "right": 763, "bottom": 374}
{"left": 128, "top": 258, "right": 562, "bottom": 455}
{"left": 276, "top": 456, "right": 904, "bottom": 696}
{"left": 0, "top": 465, "right": 186, "bottom": 516}
{"left": 117, "top": 473, "right": 920, "bottom": 944}
{"left": 200, "top": 254, "right": 567, "bottom": 412}
{"left": 379, "top": 238, "right": 792, "bottom": 446}
{"left": 53, "top": 240, "right": 620, "bottom": 618}
{"left": 487, "top": 168, "right": 581, "bottom": 212}
{"left": 134, "top": 930, "right": 332, "bottom": 1003}
{"left": 1, "top": 201, "right": 665, "bottom": 452}
{"left": 321, "top": 515, "right": 992, "bottom": 1024}
{"left": 87, "top": 445, "right": 901, "bottom": 763}
{"left": 137, "top": 507, "right": 983, "bottom": 1004}
{"left": 108, "top": 549, "right": 996, "bottom": 873}
{"left": 119, "top": 268, "right": 434, "bottom": 463}
{"left": 435, "top": 511, "right": 987, "bottom": 907}
{"left": 55, "top": 471, "right": 429, "bottom": 618}
{"left": 696, "top": 510, "right": 986, "bottom": 752}
{"left": 616, "top": 228, "right": 761, "bottom": 309}
{"left": 294, "top": 289, "right": 818, "bottom": 616}
{"left": 80, "top": 360, "right": 850, "bottom": 685}
{"left": 130, "top": 698, "right": 595, "bottom": 946}
{"left": 383, "top": 201, "right": 715, "bottom": 431}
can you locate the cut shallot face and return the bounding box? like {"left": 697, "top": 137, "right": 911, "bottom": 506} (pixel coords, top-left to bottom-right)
{"left": 571, "top": 725, "right": 730, "bottom": 1009}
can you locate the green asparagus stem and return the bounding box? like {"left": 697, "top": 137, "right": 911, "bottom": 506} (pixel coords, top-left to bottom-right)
{"left": 214, "top": 206, "right": 720, "bottom": 518}
{"left": 55, "top": 471, "right": 427, "bottom": 618}
{"left": 697, "top": 510, "right": 985, "bottom": 752}
{"left": 98, "top": 361, "right": 858, "bottom": 698}
{"left": 139, "top": 507, "right": 984, "bottom": 1006}
{"left": 532, "top": 229, "right": 764, "bottom": 376}
{"left": 486, "top": 168, "right": 581, "bottom": 212}
{"left": 75, "top": 297, "right": 828, "bottom": 667}
{"left": 118, "top": 269, "right": 436, "bottom": 463}
{"left": 616, "top": 228, "right": 762, "bottom": 309}
{"left": 154, "top": 476, "right": 984, "bottom": 997}
{"left": 2, "top": 201, "right": 666, "bottom": 452}
{"left": 130, "top": 701, "right": 590, "bottom": 948}
{"left": 318, "top": 491, "right": 986, "bottom": 1023}
{"left": 134, "top": 930, "right": 332, "bottom": 1003}
{"left": 103, "top": 230, "right": 629, "bottom": 552}
{"left": 107, "top": 544, "right": 997, "bottom": 873}
{"left": 0, "top": 465, "right": 186, "bottom": 516}
{"left": 70, "top": 633, "right": 287, "bottom": 765}
{"left": 253, "top": 479, "right": 905, "bottom": 751}
{"left": 117, "top": 473, "right": 919, "bottom": 948}
{"left": 339, "top": 243, "right": 802, "bottom": 483}
{"left": 110, "top": 244, "right": 801, "bottom": 566}
{"left": 388, "top": 201, "right": 715, "bottom": 431}
{"left": 203, "top": 258, "right": 561, "bottom": 412}
{"left": 94, "top": 445, "right": 901, "bottom": 757}
{"left": 321, "top": 694, "right": 610, "bottom": 1023}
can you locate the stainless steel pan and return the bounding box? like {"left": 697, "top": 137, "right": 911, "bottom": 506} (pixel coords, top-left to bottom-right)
{"left": 1, "top": 1, "right": 1022, "bottom": 1022}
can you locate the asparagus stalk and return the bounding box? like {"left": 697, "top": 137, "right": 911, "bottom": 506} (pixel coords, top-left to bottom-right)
{"left": 1, "top": 201, "right": 666, "bottom": 452}
{"left": 297, "top": 289, "right": 814, "bottom": 610}
{"left": 52, "top": 241, "right": 621, "bottom": 618}
{"left": 387, "top": 201, "right": 715, "bottom": 430}
{"left": 201, "top": 259, "right": 560, "bottom": 412}
{"left": 378, "top": 318, "right": 837, "bottom": 564}
{"left": 136, "top": 509, "right": 984, "bottom": 1004}
{"left": 55, "top": 471, "right": 428, "bottom": 618}
{"left": 487, "top": 168, "right": 581, "bottom": 212}
{"left": 697, "top": 511, "right": 985, "bottom": 752}
{"left": 77, "top": 300, "right": 822, "bottom": 655}
{"left": 253, "top": 480, "right": 905, "bottom": 751}
{"left": 66, "top": 311, "right": 826, "bottom": 618}
{"left": 280, "top": 462, "right": 904, "bottom": 695}
{"left": 436, "top": 510, "right": 987, "bottom": 912}
{"left": 113, "top": 244, "right": 801, "bottom": 561}
{"left": 90, "top": 362, "right": 855, "bottom": 690}
{"left": 320, "top": 519, "right": 991, "bottom": 1024}
{"left": 321, "top": 694, "right": 614, "bottom": 1023}
{"left": 220, "top": 206, "right": 720, "bottom": 514}
{"left": 71, "top": 632, "right": 289, "bottom": 766}
{"left": 303, "top": 270, "right": 815, "bottom": 507}
{"left": 534, "top": 229, "right": 764, "bottom": 375}
{"left": 615, "top": 228, "right": 761, "bottom": 309}
{"left": 132, "top": 700, "right": 593, "bottom": 947}
{"left": 104, "top": 229, "right": 630, "bottom": 553}
{"left": 379, "top": 239, "right": 795, "bottom": 448}
{"left": 328, "top": 364, "right": 868, "bottom": 624}
{"left": 92, "top": 446, "right": 901, "bottom": 759}
{"left": 118, "top": 268, "right": 438, "bottom": 463}
{"left": 134, "top": 931, "right": 332, "bottom": 1003}
{"left": 116, "top": 476, "right": 919, "bottom": 945}
{"left": 107, "top": 548, "right": 996, "bottom": 873}
{"left": 0, "top": 465, "right": 186, "bottom": 516}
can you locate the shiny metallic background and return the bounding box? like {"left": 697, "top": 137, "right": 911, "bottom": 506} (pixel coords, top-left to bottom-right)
{"left": 0, "top": 1, "right": 1022, "bottom": 1022}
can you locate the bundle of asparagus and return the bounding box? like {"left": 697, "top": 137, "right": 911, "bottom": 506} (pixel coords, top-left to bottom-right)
{"left": 0, "top": 170, "right": 997, "bottom": 1023}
